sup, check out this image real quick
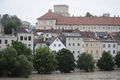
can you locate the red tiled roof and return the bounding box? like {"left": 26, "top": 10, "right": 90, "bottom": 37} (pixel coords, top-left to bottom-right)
{"left": 38, "top": 11, "right": 120, "bottom": 25}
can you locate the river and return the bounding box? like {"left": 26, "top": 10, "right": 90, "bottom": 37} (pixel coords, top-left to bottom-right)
{"left": 0, "top": 70, "right": 120, "bottom": 80}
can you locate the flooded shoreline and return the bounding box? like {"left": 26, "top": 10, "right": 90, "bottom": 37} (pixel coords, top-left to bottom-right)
{"left": 0, "top": 70, "right": 120, "bottom": 80}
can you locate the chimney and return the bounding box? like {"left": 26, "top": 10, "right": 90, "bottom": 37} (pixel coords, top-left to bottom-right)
{"left": 103, "top": 13, "right": 110, "bottom": 17}
{"left": 48, "top": 9, "right": 52, "bottom": 12}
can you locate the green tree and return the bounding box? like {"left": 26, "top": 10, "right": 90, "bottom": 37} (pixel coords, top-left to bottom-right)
{"left": 0, "top": 46, "right": 33, "bottom": 77}
{"left": 12, "top": 55, "right": 33, "bottom": 77}
{"left": 0, "top": 46, "right": 17, "bottom": 77}
{"left": 85, "top": 12, "right": 93, "bottom": 17}
{"left": 115, "top": 51, "right": 120, "bottom": 68}
{"left": 77, "top": 53, "right": 95, "bottom": 72}
{"left": 12, "top": 41, "right": 33, "bottom": 61}
{"left": 97, "top": 51, "right": 115, "bottom": 71}
{"left": 1, "top": 14, "right": 22, "bottom": 34}
{"left": 56, "top": 48, "right": 75, "bottom": 73}
{"left": 34, "top": 46, "right": 57, "bottom": 74}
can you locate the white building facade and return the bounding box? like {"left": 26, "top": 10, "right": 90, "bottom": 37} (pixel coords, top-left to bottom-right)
{"left": 17, "top": 33, "right": 34, "bottom": 51}
{"left": 60, "top": 33, "right": 84, "bottom": 60}
{"left": 0, "top": 35, "right": 17, "bottom": 50}
{"left": 101, "top": 41, "right": 118, "bottom": 57}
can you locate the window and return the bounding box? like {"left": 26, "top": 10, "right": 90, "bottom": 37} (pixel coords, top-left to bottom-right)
{"left": 103, "top": 44, "right": 105, "bottom": 48}
{"left": 83, "top": 27, "right": 85, "bottom": 30}
{"left": 28, "top": 44, "right": 31, "bottom": 48}
{"left": 20, "top": 36, "right": 23, "bottom": 40}
{"left": 96, "top": 50, "right": 98, "bottom": 54}
{"left": 73, "top": 51, "right": 75, "bottom": 54}
{"left": 73, "top": 38, "right": 74, "bottom": 40}
{"left": 78, "top": 51, "right": 80, "bottom": 53}
{"left": 86, "top": 44, "right": 88, "bottom": 47}
{"left": 69, "top": 43, "right": 71, "bottom": 46}
{"left": 108, "top": 44, "right": 110, "bottom": 48}
{"left": 56, "top": 39, "right": 58, "bottom": 41}
{"left": 54, "top": 44, "right": 56, "bottom": 47}
{"left": 94, "top": 27, "right": 96, "bottom": 29}
{"left": 86, "top": 50, "right": 88, "bottom": 53}
{"left": 5, "top": 40, "right": 7, "bottom": 44}
{"left": 28, "top": 36, "right": 31, "bottom": 41}
{"left": 91, "top": 50, "right": 93, "bottom": 54}
{"left": 78, "top": 43, "right": 80, "bottom": 46}
{"left": 91, "top": 44, "right": 92, "bottom": 47}
{"left": 46, "top": 34, "right": 49, "bottom": 37}
{"left": 113, "top": 50, "right": 115, "bottom": 54}
{"left": 0, "top": 40, "right": 2, "bottom": 44}
{"left": 24, "top": 36, "right": 27, "bottom": 40}
{"left": 103, "top": 27, "right": 105, "bottom": 29}
{"left": 58, "top": 44, "right": 61, "bottom": 47}
{"left": 78, "top": 38, "right": 79, "bottom": 40}
{"left": 113, "top": 44, "right": 115, "bottom": 48}
{"left": 96, "top": 43, "right": 99, "bottom": 47}
{"left": 73, "top": 43, "right": 75, "bottom": 46}
{"left": 108, "top": 50, "right": 110, "bottom": 53}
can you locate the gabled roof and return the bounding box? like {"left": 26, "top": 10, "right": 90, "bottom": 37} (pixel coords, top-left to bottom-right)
{"left": 17, "top": 28, "right": 28, "bottom": 33}
{"left": 46, "top": 37, "right": 56, "bottom": 46}
{"left": 38, "top": 11, "right": 120, "bottom": 25}
{"left": 38, "top": 11, "right": 58, "bottom": 20}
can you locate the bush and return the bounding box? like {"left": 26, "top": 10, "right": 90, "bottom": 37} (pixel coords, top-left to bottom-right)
{"left": 97, "top": 51, "right": 115, "bottom": 71}
{"left": 34, "top": 46, "right": 57, "bottom": 74}
{"left": 77, "top": 53, "right": 95, "bottom": 72}
{"left": 115, "top": 51, "right": 120, "bottom": 68}
{"left": 56, "top": 48, "right": 75, "bottom": 73}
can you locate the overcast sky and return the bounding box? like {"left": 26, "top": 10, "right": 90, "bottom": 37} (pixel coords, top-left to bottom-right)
{"left": 0, "top": 0, "right": 120, "bottom": 25}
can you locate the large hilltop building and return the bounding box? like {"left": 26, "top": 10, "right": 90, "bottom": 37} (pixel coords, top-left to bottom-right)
{"left": 36, "top": 5, "right": 120, "bottom": 32}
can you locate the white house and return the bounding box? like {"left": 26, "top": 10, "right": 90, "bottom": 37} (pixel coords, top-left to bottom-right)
{"left": 17, "top": 28, "right": 34, "bottom": 51}
{"left": 46, "top": 37, "right": 66, "bottom": 53}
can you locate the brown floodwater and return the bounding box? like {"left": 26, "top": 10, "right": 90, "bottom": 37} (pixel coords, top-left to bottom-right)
{"left": 0, "top": 70, "right": 120, "bottom": 80}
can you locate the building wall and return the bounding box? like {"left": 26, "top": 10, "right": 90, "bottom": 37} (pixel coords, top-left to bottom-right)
{"left": 101, "top": 42, "right": 118, "bottom": 57}
{"left": 54, "top": 5, "right": 69, "bottom": 16}
{"left": 56, "top": 25, "right": 120, "bottom": 32}
{"left": 66, "top": 37, "right": 84, "bottom": 60}
{"left": 0, "top": 35, "right": 17, "bottom": 50}
{"left": 49, "top": 38, "right": 66, "bottom": 52}
{"left": 118, "top": 44, "right": 120, "bottom": 52}
{"left": 84, "top": 39, "right": 102, "bottom": 61}
{"left": 17, "top": 33, "right": 34, "bottom": 51}
{"left": 35, "top": 43, "right": 47, "bottom": 51}
{"left": 36, "top": 20, "right": 56, "bottom": 29}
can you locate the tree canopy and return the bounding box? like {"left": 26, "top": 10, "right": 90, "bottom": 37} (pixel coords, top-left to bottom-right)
{"left": 34, "top": 46, "right": 57, "bottom": 74}
{"left": 0, "top": 46, "right": 33, "bottom": 77}
{"left": 56, "top": 48, "right": 75, "bottom": 73}
{"left": 1, "top": 14, "right": 22, "bottom": 34}
{"left": 97, "top": 51, "right": 115, "bottom": 71}
{"left": 85, "top": 12, "right": 93, "bottom": 17}
{"left": 77, "top": 53, "right": 95, "bottom": 72}
{"left": 11, "top": 41, "right": 33, "bottom": 61}
{"left": 115, "top": 51, "right": 120, "bottom": 68}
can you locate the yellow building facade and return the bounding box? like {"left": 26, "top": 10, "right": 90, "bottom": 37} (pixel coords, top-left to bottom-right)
{"left": 84, "top": 38, "right": 102, "bottom": 62}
